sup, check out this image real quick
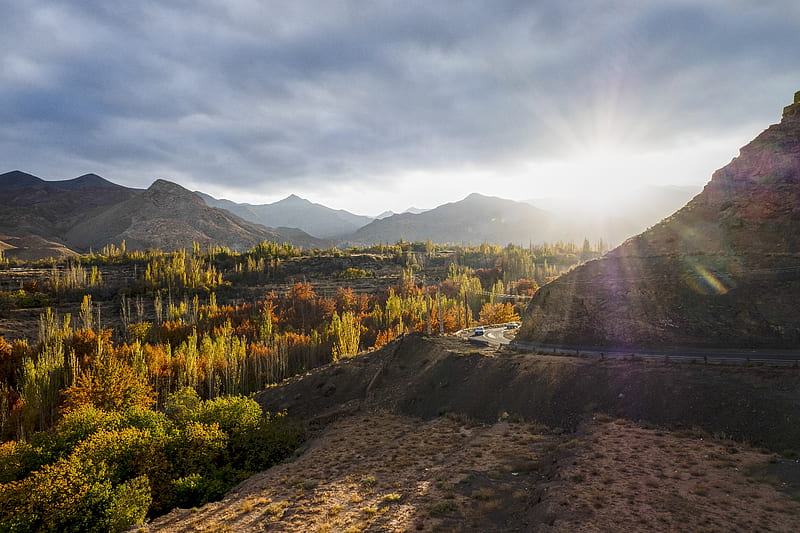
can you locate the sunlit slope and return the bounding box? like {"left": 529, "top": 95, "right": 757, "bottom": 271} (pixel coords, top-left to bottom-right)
{"left": 519, "top": 92, "right": 800, "bottom": 348}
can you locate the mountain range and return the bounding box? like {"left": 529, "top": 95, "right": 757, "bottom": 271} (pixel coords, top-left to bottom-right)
{"left": 196, "top": 192, "right": 373, "bottom": 239}
{"left": 0, "top": 170, "right": 698, "bottom": 260}
{"left": 518, "top": 91, "right": 800, "bottom": 348}
{"left": 0, "top": 172, "right": 324, "bottom": 259}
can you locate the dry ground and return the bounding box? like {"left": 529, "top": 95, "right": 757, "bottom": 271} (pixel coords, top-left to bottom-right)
{"left": 138, "top": 412, "right": 800, "bottom": 532}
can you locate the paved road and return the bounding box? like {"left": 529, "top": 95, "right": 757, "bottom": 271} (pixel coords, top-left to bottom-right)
{"left": 458, "top": 326, "right": 514, "bottom": 347}
{"left": 457, "top": 326, "right": 800, "bottom": 365}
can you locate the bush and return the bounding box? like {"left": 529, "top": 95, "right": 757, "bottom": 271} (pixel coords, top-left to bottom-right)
{"left": 106, "top": 475, "right": 151, "bottom": 532}
{"left": 227, "top": 412, "right": 304, "bottom": 474}
{"left": 0, "top": 440, "right": 41, "bottom": 483}
{"left": 54, "top": 406, "right": 124, "bottom": 453}
{"left": 171, "top": 472, "right": 229, "bottom": 509}
{"left": 0, "top": 394, "right": 303, "bottom": 529}
{"left": 187, "top": 395, "right": 261, "bottom": 436}
{"left": 164, "top": 387, "right": 201, "bottom": 424}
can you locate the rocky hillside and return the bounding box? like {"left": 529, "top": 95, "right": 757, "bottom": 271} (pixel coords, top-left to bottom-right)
{"left": 0, "top": 171, "right": 140, "bottom": 258}
{"left": 66, "top": 179, "right": 327, "bottom": 252}
{"left": 518, "top": 92, "right": 800, "bottom": 348}
{"left": 0, "top": 172, "right": 327, "bottom": 257}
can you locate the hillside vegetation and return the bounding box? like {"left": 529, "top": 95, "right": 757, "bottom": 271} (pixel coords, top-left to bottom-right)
{"left": 0, "top": 240, "right": 598, "bottom": 531}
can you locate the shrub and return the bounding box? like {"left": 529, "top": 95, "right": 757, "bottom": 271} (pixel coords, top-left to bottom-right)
{"left": 187, "top": 395, "right": 261, "bottom": 436}
{"left": 164, "top": 387, "right": 201, "bottom": 424}
{"left": 54, "top": 405, "right": 124, "bottom": 453}
{"left": 171, "top": 472, "right": 229, "bottom": 509}
{"left": 0, "top": 440, "right": 41, "bottom": 483}
{"left": 106, "top": 475, "right": 151, "bottom": 532}
{"left": 429, "top": 499, "right": 458, "bottom": 516}
{"left": 227, "top": 412, "right": 303, "bottom": 474}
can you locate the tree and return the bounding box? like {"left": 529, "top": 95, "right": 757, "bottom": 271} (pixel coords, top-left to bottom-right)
{"left": 478, "top": 302, "right": 520, "bottom": 325}
{"left": 330, "top": 311, "right": 360, "bottom": 360}
{"left": 62, "top": 355, "right": 155, "bottom": 413}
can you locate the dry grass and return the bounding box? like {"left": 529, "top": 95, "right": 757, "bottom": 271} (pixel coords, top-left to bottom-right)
{"left": 138, "top": 412, "right": 800, "bottom": 532}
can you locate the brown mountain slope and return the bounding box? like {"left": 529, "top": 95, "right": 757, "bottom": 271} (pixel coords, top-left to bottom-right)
{"left": 65, "top": 179, "right": 327, "bottom": 252}
{"left": 517, "top": 92, "right": 800, "bottom": 349}
{"left": 0, "top": 171, "right": 139, "bottom": 257}
{"left": 0, "top": 235, "right": 78, "bottom": 261}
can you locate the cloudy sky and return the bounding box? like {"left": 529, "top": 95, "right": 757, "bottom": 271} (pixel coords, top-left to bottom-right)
{"left": 2, "top": 1, "right": 799, "bottom": 215}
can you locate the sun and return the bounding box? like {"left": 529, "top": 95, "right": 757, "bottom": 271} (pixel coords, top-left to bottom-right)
{"left": 546, "top": 138, "right": 644, "bottom": 211}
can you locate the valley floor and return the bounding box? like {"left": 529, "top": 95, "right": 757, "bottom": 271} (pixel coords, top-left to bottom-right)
{"left": 139, "top": 412, "right": 800, "bottom": 532}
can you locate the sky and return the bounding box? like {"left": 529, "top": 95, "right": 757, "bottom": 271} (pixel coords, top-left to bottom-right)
{"left": 1, "top": 1, "right": 799, "bottom": 216}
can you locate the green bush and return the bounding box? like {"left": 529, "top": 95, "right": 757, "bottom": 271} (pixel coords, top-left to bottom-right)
{"left": 166, "top": 421, "right": 228, "bottom": 477}
{"left": 0, "top": 395, "right": 303, "bottom": 529}
{"left": 106, "top": 475, "right": 151, "bottom": 532}
{"left": 53, "top": 405, "right": 124, "bottom": 453}
{"left": 164, "top": 386, "right": 201, "bottom": 424}
{"left": 171, "top": 472, "right": 229, "bottom": 509}
{"left": 187, "top": 395, "right": 261, "bottom": 436}
{"left": 228, "top": 412, "right": 303, "bottom": 474}
{"left": 0, "top": 440, "right": 41, "bottom": 483}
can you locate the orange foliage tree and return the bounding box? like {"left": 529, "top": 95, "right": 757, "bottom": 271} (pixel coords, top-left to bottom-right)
{"left": 478, "top": 302, "right": 520, "bottom": 325}
{"left": 62, "top": 354, "right": 155, "bottom": 413}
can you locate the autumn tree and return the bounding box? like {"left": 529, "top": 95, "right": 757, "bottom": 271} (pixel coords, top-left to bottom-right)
{"left": 511, "top": 278, "right": 539, "bottom": 296}
{"left": 478, "top": 302, "right": 520, "bottom": 325}
{"left": 62, "top": 354, "right": 155, "bottom": 413}
{"left": 330, "top": 311, "right": 360, "bottom": 361}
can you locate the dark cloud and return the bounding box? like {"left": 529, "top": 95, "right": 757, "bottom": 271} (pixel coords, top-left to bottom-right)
{"left": 1, "top": 1, "right": 799, "bottom": 201}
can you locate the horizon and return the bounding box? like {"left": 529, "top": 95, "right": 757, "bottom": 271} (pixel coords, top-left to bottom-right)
{"left": 0, "top": 168, "right": 703, "bottom": 220}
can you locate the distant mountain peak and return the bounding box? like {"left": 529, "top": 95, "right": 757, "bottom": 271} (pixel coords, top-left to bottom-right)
{"left": 277, "top": 194, "right": 313, "bottom": 206}
{"left": 149, "top": 178, "right": 187, "bottom": 192}
{"left": 0, "top": 170, "right": 45, "bottom": 188}
{"left": 144, "top": 179, "right": 205, "bottom": 207}
{"left": 461, "top": 192, "right": 502, "bottom": 204}
{"left": 59, "top": 173, "right": 120, "bottom": 190}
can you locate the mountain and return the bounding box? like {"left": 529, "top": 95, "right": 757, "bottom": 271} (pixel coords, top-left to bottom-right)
{"left": 197, "top": 192, "right": 373, "bottom": 239}
{"left": 518, "top": 91, "right": 800, "bottom": 349}
{"left": 0, "top": 170, "right": 141, "bottom": 258}
{"left": 0, "top": 170, "right": 47, "bottom": 189}
{"left": 344, "top": 193, "right": 551, "bottom": 245}
{"left": 0, "top": 235, "right": 79, "bottom": 261}
{"left": 374, "top": 206, "right": 428, "bottom": 220}
{"left": 67, "top": 180, "right": 326, "bottom": 252}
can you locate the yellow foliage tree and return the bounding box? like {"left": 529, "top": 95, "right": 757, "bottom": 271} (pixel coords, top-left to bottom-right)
{"left": 62, "top": 354, "right": 155, "bottom": 413}
{"left": 478, "top": 302, "right": 520, "bottom": 325}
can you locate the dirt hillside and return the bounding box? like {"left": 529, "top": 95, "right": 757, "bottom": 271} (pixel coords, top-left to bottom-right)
{"left": 139, "top": 335, "right": 800, "bottom": 532}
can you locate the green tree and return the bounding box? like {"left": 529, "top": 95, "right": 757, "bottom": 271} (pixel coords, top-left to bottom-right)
{"left": 330, "top": 311, "right": 360, "bottom": 360}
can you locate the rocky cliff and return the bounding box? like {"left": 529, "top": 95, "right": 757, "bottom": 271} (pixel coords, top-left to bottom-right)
{"left": 518, "top": 92, "right": 800, "bottom": 348}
